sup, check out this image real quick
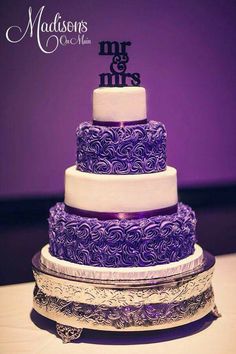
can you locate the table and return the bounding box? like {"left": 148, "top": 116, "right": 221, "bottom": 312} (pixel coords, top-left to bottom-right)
{"left": 1, "top": 253, "right": 236, "bottom": 354}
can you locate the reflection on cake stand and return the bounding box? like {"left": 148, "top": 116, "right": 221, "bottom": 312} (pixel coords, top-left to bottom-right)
{"left": 32, "top": 250, "right": 220, "bottom": 343}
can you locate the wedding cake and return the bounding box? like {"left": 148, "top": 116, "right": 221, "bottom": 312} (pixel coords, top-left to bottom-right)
{"left": 32, "top": 42, "right": 219, "bottom": 343}
{"left": 41, "top": 86, "right": 203, "bottom": 276}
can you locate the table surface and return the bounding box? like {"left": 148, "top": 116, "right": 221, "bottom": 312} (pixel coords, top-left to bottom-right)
{"left": 0, "top": 253, "right": 236, "bottom": 354}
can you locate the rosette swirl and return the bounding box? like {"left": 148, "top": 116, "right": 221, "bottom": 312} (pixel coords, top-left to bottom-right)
{"left": 48, "top": 202, "right": 197, "bottom": 268}
{"left": 76, "top": 121, "right": 167, "bottom": 174}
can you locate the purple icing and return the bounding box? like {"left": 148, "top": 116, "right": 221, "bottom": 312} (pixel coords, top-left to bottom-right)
{"left": 48, "top": 202, "right": 197, "bottom": 268}
{"left": 76, "top": 120, "right": 167, "bottom": 174}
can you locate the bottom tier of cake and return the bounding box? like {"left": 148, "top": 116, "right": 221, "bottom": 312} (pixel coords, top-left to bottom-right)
{"left": 32, "top": 250, "right": 220, "bottom": 343}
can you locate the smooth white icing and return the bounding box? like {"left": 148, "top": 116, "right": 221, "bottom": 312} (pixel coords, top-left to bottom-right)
{"left": 41, "top": 244, "right": 203, "bottom": 281}
{"left": 64, "top": 165, "right": 178, "bottom": 212}
{"left": 93, "top": 87, "right": 146, "bottom": 122}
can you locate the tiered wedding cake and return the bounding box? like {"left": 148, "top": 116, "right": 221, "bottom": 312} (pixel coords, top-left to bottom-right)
{"left": 43, "top": 86, "right": 202, "bottom": 273}
{"left": 32, "top": 85, "right": 219, "bottom": 343}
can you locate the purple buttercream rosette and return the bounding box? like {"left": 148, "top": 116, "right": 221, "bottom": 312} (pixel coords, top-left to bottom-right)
{"left": 48, "top": 202, "right": 197, "bottom": 268}
{"left": 76, "top": 120, "right": 167, "bottom": 174}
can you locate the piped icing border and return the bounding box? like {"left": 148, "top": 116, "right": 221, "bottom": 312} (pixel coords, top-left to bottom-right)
{"left": 76, "top": 120, "right": 167, "bottom": 174}
{"left": 41, "top": 243, "right": 203, "bottom": 281}
{"left": 48, "top": 202, "right": 197, "bottom": 268}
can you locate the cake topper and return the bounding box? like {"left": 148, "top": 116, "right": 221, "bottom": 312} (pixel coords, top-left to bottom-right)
{"left": 99, "top": 41, "right": 141, "bottom": 87}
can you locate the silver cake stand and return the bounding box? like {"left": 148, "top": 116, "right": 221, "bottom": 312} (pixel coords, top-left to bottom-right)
{"left": 32, "top": 251, "right": 220, "bottom": 343}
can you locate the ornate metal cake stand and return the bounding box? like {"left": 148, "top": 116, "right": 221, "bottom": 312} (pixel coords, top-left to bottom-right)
{"left": 32, "top": 251, "right": 220, "bottom": 343}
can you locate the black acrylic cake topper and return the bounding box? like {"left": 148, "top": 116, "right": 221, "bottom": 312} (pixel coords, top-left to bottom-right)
{"left": 99, "top": 41, "right": 141, "bottom": 87}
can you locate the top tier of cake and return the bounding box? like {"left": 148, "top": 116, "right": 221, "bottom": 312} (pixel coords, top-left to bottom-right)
{"left": 93, "top": 87, "right": 146, "bottom": 122}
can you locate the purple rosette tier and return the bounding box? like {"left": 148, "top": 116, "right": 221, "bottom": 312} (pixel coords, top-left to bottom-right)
{"left": 48, "top": 202, "right": 197, "bottom": 268}
{"left": 76, "top": 120, "right": 167, "bottom": 174}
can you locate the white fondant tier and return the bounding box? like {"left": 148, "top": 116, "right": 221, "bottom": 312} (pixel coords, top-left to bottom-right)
{"left": 93, "top": 87, "right": 146, "bottom": 122}
{"left": 64, "top": 165, "right": 178, "bottom": 212}
{"left": 41, "top": 244, "right": 203, "bottom": 281}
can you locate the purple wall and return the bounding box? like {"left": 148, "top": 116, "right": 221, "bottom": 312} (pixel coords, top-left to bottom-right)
{"left": 1, "top": 0, "right": 236, "bottom": 198}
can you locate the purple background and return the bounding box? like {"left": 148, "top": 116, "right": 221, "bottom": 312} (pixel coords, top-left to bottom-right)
{"left": 1, "top": 0, "right": 236, "bottom": 198}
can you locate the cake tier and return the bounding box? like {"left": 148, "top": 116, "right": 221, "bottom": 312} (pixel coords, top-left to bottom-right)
{"left": 76, "top": 121, "right": 166, "bottom": 174}
{"left": 48, "top": 202, "right": 197, "bottom": 268}
{"left": 41, "top": 244, "right": 203, "bottom": 280}
{"left": 65, "top": 166, "right": 177, "bottom": 213}
{"left": 93, "top": 87, "right": 146, "bottom": 122}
